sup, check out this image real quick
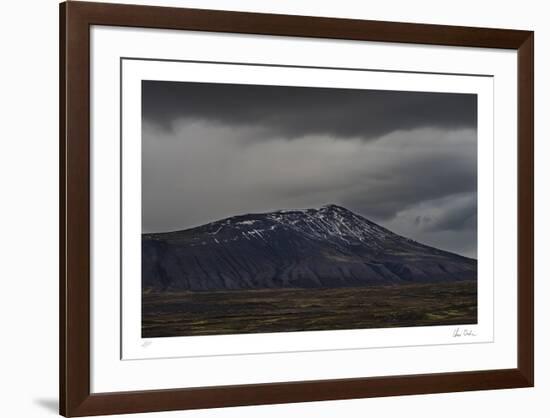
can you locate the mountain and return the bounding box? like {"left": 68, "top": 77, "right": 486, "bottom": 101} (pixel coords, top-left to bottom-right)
{"left": 142, "top": 204, "right": 476, "bottom": 291}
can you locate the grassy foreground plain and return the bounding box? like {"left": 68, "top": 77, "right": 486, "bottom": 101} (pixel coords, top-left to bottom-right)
{"left": 142, "top": 280, "right": 477, "bottom": 338}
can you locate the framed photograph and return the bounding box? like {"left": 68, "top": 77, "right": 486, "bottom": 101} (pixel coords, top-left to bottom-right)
{"left": 60, "top": 1, "right": 534, "bottom": 416}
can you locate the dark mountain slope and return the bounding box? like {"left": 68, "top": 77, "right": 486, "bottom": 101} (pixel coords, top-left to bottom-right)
{"left": 142, "top": 205, "right": 476, "bottom": 291}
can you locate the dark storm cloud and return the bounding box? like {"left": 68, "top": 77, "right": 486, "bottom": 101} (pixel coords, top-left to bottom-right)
{"left": 341, "top": 151, "right": 476, "bottom": 221}
{"left": 142, "top": 81, "right": 477, "bottom": 141}
{"left": 382, "top": 191, "right": 478, "bottom": 258}
{"left": 142, "top": 81, "right": 478, "bottom": 257}
{"left": 424, "top": 195, "right": 477, "bottom": 232}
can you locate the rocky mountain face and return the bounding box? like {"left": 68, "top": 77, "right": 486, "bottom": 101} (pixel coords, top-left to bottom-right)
{"left": 142, "top": 205, "right": 476, "bottom": 291}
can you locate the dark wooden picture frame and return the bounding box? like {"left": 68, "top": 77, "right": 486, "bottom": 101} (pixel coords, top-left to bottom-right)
{"left": 60, "top": 1, "right": 534, "bottom": 416}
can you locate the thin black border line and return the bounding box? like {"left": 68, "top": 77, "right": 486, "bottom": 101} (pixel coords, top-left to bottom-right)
{"left": 117, "top": 56, "right": 492, "bottom": 362}
{"left": 121, "top": 56, "right": 495, "bottom": 79}
{"left": 119, "top": 58, "right": 124, "bottom": 360}
{"left": 122, "top": 338, "right": 494, "bottom": 362}
{"left": 478, "top": 71, "right": 516, "bottom": 356}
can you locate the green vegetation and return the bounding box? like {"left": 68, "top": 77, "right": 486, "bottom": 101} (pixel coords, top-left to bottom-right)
{"left": 142, "top": 281, "right": 477, "bottom": 338}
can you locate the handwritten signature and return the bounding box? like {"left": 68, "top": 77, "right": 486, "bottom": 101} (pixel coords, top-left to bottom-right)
{"left": 452, "top": 327, "right": 477, "bottom": 338}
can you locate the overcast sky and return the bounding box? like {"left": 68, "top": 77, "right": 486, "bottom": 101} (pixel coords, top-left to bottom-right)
{"left": 142, "top": 81, "right": 477, "bottom": 258}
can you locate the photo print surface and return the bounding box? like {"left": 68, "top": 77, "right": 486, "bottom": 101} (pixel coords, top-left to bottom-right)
{"left": 141, "top": 80, "right": 478, "bottom": 338}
